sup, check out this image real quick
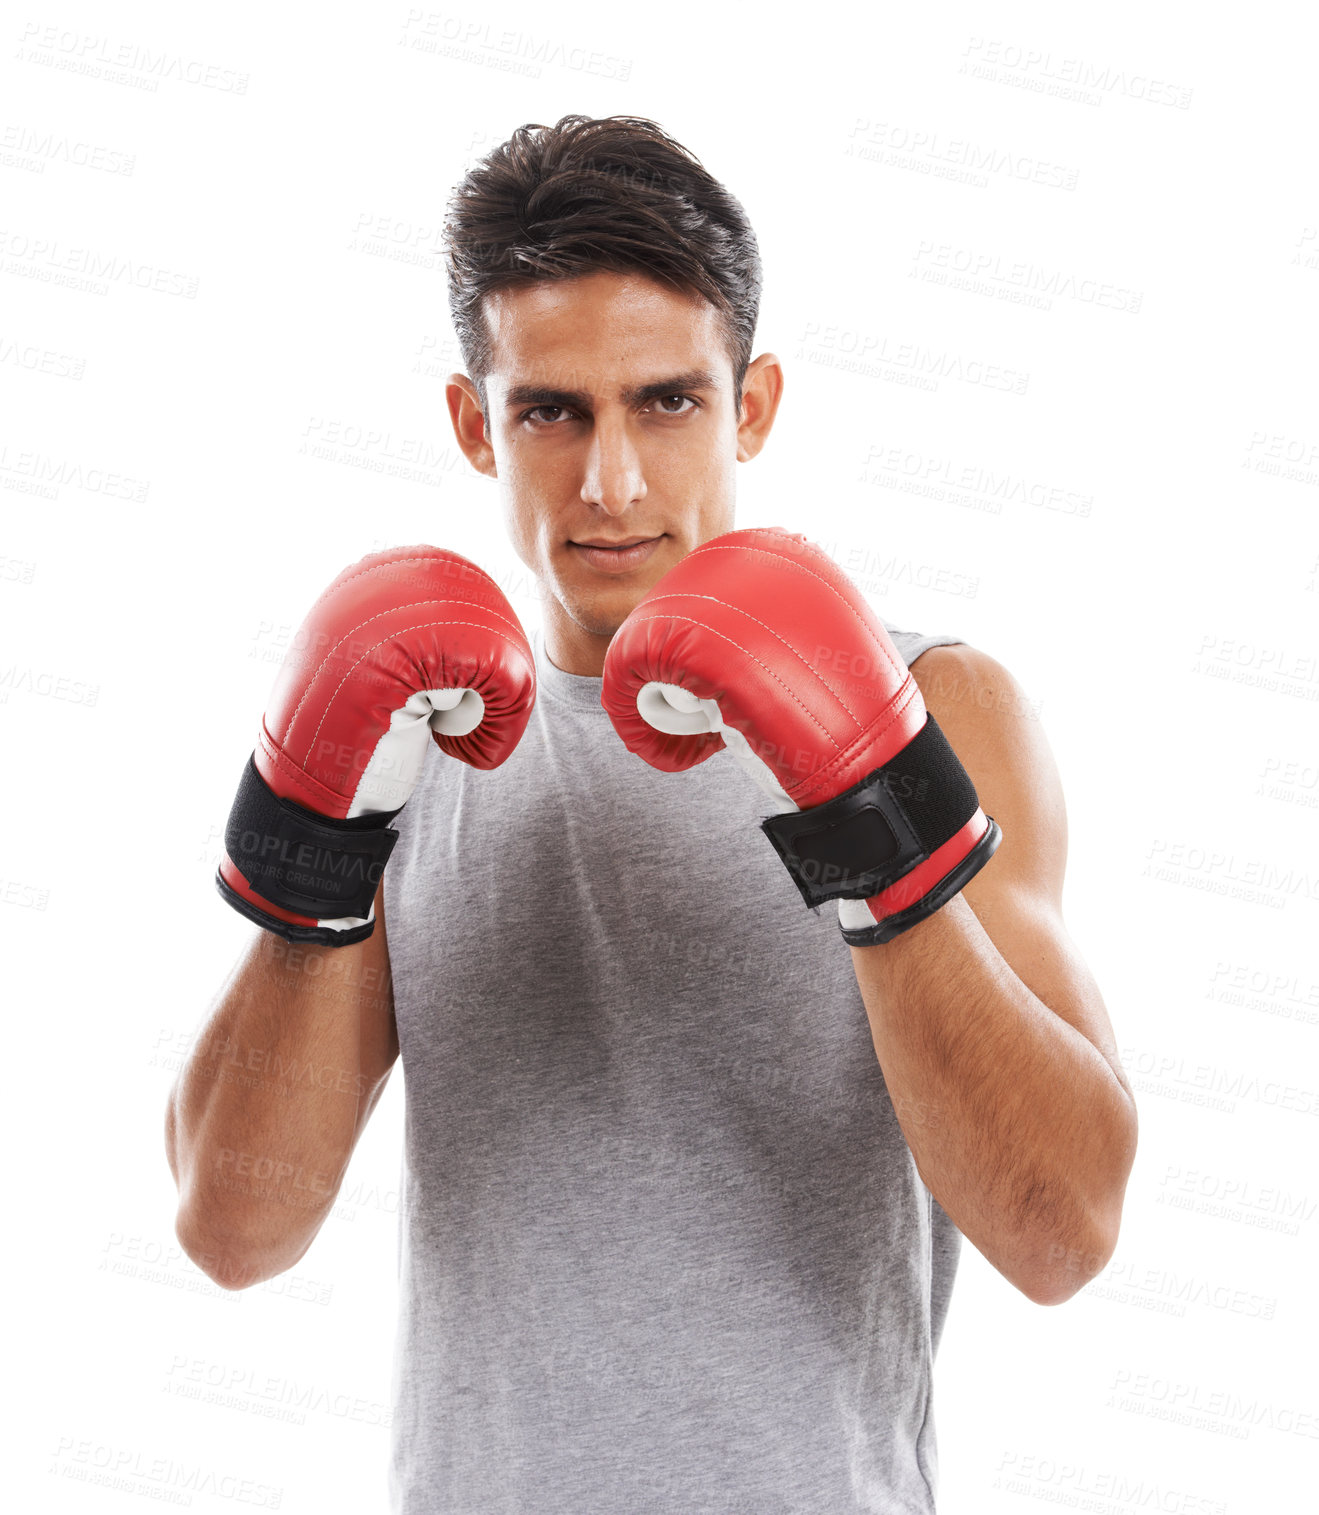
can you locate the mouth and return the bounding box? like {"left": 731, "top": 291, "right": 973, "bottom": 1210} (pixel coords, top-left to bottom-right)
{"left": 568, "top": 535, "right": 665, "bottom": 573}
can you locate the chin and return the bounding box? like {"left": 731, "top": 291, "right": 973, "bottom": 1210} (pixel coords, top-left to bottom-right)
{"left": 563, "top": 586, "right": 647, "bottom": 639}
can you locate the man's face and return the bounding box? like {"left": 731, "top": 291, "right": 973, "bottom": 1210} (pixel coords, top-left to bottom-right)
{"left": 447, "top": 269, "right": 781, "bottom": 674}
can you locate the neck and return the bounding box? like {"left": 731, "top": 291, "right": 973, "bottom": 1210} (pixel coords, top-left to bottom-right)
{"left": 540, "top": 594, "right": 612, "bottom": 678}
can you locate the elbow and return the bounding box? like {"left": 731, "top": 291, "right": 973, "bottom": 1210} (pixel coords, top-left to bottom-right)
{"left": 174, "top": 1209, "right": 292, "bottom": 1292}
{"left": 1021, "top": 1096, "right": 1138, "bottom": 1307}
{"left": 1016, "top": 1204, "right": 1124, "bottom": 1307}
{"left": 166, "top": 1113, "right": 266, "bottom": 1289}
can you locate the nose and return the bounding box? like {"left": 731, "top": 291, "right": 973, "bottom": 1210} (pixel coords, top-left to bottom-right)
{"left": 580, "top": 412, "right": 647, "bottom": 515}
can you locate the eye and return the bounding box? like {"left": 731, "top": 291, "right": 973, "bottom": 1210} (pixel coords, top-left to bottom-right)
{"left": 521, "top": 404, "right": 575, "bottom": 426}
{"left": 518, "top": 394, "right": 700, "bottom": 427}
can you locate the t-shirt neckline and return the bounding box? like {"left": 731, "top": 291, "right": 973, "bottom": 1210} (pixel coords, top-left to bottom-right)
{"left": 529, "top": 625, "right": 610, "bottom": 714}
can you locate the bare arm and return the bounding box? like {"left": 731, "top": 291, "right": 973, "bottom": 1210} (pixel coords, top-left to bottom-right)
{"left": 850, "top": 645, "right": 1138, "bottom": 1306}
{"left": 165, "top": 883, "right": 398, "bottom": 1290}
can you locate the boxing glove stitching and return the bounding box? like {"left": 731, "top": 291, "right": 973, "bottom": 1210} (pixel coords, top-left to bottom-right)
{"left": 677, "top": 543, "right": 922, "bottom": 804}
{"left": 789, "top": 679, "right": 925, "bottom": 808}
{"left": 258, "top": 725, "right": 346, "bottom": 811}
{"left": 680, "top": 543, "right": 906, "bottom": 684}
{"left": 301, "top": 620, "right": 532, "bottom": 771}
{"left": 298, "top": 549, "right": 491, "bottom": 620}
{"left": 618, "top": 612, "right": 841, "bottom": 749}
{"left": 278, "top": 597, "right": 529, "bottom": 749}
{"left": 629, "top": 591, "right": 867, "bottom": 728}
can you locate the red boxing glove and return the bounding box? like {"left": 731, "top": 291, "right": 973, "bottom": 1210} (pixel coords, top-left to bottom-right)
{"left": 217, "top": 546, "right": 535, "bottom": 946}
{"left": 601, "top": 527, "right": 1000, "bottom": 944}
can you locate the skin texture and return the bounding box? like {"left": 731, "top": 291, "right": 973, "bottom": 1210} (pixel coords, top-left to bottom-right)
{"left": 167, "top": 886, "right": 398, "bottom": 1288}
{"left": 444, "top": 269, "right": 1135, "bottom": 1306}
{"left": 167, "top": 273, "right": 782, "bottom": 1287}
{"left": 858, "top": 645, "right": 1137, "bottom": 1305}
{"left": 171, "top": 266, "right": 1137, "bottom": 1305}
{"left": 446, "top": 271, "right": 784, "bottom": 676}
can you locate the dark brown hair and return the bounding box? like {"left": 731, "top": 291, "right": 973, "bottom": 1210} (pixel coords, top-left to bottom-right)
{"left": 443, "top": 114, "right": 763, "bottom": 420}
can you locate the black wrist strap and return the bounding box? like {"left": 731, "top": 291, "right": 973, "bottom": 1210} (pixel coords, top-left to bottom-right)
{"left": 220, "top": 754, "right": 401, "bottom": 923}
{"left": 839, "top": 818, "right": 1001, "bottom": 946}
{"left": 760, "top": 712, "right": 980, "bottom": 908}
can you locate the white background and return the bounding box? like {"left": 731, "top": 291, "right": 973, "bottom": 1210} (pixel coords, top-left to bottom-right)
{"left": 3, "top": 2, "right": 1317, "bottom": 1511}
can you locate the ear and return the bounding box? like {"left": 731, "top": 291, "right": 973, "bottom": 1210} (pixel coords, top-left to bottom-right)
{"left": 736, "top": 352, "right": 785, "bottom": 462}
{"left": 446, "top": 373, "right": 497, "bottom": 478}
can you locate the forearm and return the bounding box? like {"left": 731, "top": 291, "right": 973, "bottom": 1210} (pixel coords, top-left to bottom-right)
{"left": 850, "top": 895, "right": 1137, "bottom": 1304}
{"left": 167, "top": 926, "right": 396, "bottom": 1288}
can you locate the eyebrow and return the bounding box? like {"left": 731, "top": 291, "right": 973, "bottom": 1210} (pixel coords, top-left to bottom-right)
{"left": 502, "top": 369, "right": 721, "bottom": 411}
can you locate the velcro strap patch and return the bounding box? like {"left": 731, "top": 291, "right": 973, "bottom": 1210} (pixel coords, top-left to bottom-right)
{"left": 224, "top": 754, "right": 400, "bottom": 920}
{"left": 760, "top": 712, "right": 979, "bottom": 907}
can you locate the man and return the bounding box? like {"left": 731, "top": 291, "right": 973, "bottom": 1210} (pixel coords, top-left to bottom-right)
{"left": 167, "top": 114, "right": 1137, "bottom": 1512}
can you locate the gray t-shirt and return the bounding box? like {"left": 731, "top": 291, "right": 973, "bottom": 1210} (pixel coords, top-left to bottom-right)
{"left": 383, "top": 617, "right": 965, "bottom": 1514}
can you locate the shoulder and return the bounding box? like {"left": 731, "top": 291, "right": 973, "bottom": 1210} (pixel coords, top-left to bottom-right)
{"left": 907, "top": 642, "right": 1067, "bottom": 912}
{"left": 906, "top": 641, "right": 1027, "bottom": 716}
{"left": 906, "top": 642, "right": 1043, "bottom": 764}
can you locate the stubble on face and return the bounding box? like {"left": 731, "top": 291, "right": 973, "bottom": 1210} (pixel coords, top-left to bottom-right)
{"left": 479, "top": 271, "right": 742, "bottom": 672}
